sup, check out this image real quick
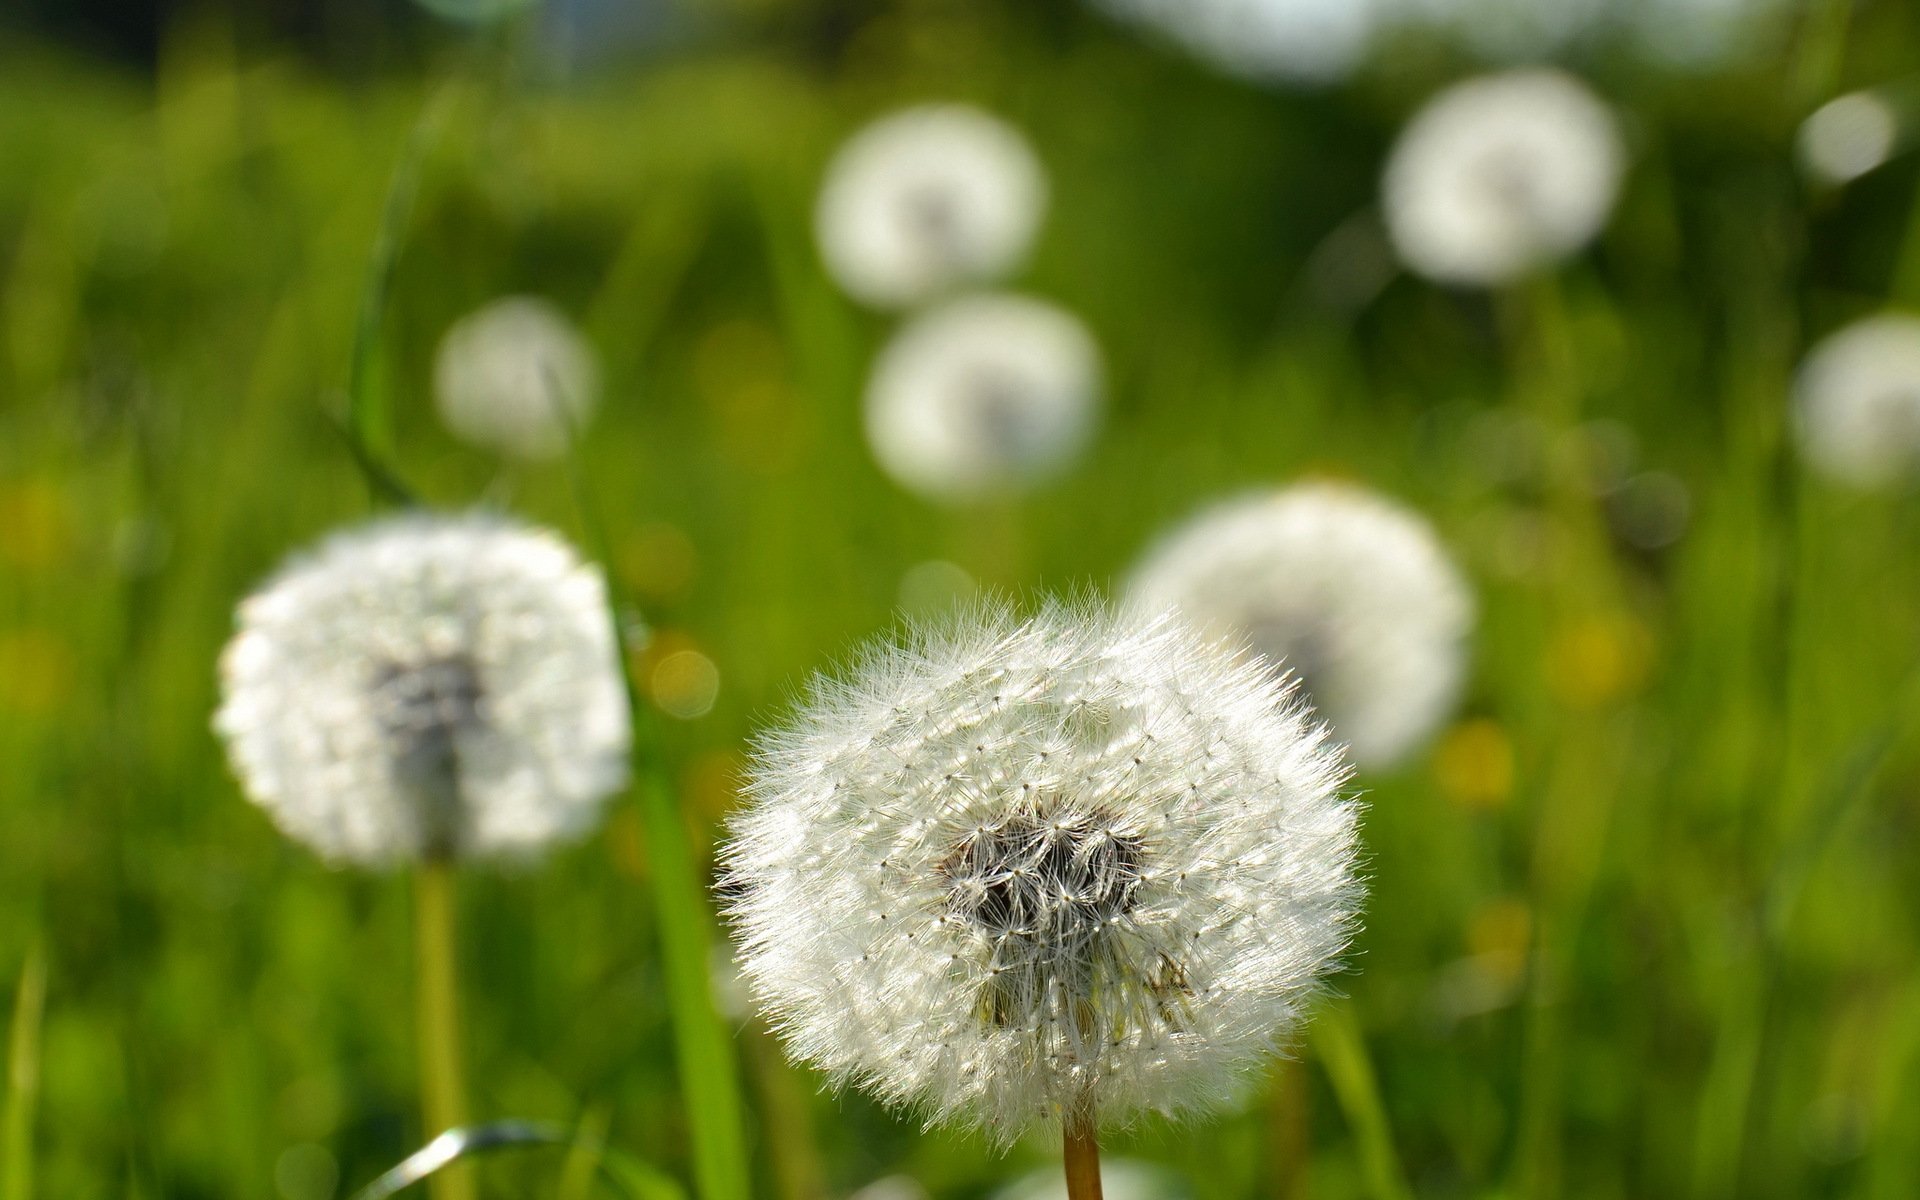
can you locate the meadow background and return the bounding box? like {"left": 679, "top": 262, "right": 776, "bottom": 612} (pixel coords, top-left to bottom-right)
{"left": 5, "top": 0, "right": 1920, "bottom": 1197}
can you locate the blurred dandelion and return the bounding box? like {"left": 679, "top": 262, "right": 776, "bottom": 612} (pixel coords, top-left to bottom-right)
{"left": 433, "top": 297, "right": 601, "bottom": 461}
{"left": 865, "top": 294, "right": 1102, "bottom": 502}
{"left": 1383, "top": 69, "right": 1625, "bottom": 287}
{"left": 725, "top": 601, "right": 1358, "bottom": 1172}
{"left": 816, "top": 106, "right": 1047, "bottom": 310}
{"left": 1798, "top": 91, "right": 1901, "bottom": 187}
{"left": 1793, "top": 314, "right": 1920, "bottom": 488}
{"left": 1127, "top": 484, "right": 1473, "bottom": 768}
{"left": 215, "top": 511, "right": 631, "bottom": 865}
{"left": 1091, "top": 0, "right": 1382, "bottom": 86}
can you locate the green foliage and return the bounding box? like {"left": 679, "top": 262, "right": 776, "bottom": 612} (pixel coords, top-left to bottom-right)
{"left": 4, "top": 5, "right": 1920, "bottom": 1198}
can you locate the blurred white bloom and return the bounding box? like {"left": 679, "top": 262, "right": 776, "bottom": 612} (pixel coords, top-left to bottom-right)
{"left": 433, "top": 296, "right": 601, "bottom": 460}
{"left": 1128, "top": 484, "right": 1473, "bottom": 768}
{"left": 816, "top": 106, "right": 1047, "bottom": 309}
{"left": 1383, "top": 69, "right": 1625, "bottom": 286}
{"left": 726, "top": 602, "right": 1358, "bottom": 1142}
{"left": 866, "top": 294, "right": 1102, "bottom": 502}
{"left": 1793, "top": 314, "right": 1920, "bottom": 487}
{"left": 992, "top": 1157, "right": 1188, "bottom": 1200}
{"left": 1093, "top": 0, "right": 1381, "bottom": 86}
{"left": 1799, "top": 91, "right": 1902, "bottom": 186}
{"left": 216, "top": 512, "right": 631, "bottom": 865}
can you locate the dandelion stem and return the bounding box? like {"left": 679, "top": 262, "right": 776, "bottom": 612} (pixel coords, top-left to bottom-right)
{"left": 414, "top": 861, "right": 475, "bottom": 1200}
{"left": 1062, "top": 1121, "right": 1104, "bottom": 1200}
{"left": 2, "top": 942, "right": 46, "bottom": 1200}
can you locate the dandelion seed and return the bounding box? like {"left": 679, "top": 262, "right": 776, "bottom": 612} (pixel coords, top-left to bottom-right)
{"left": 816, "top": 106, "right": 1047, "bottom": 309}
{"left": 215, "top": 512, "right": 631, "bottom": 865}
{"left": 1383, "top": 69, "right": 1625, "bottom": 287}
{"left": 1793, "top": 314, "right": 1920, "bottom": 488}
{"left": 433, "top": 296, "right": 601, "bottom": 460}
{"left": 865, "top": 293, "right": 1102, "bottom": 502}
{"left": 1127, "top": 484, "right": 1473, "bottom": 768}
{"left": 725, "top": 601, "right": 1359, "bottom": 1144}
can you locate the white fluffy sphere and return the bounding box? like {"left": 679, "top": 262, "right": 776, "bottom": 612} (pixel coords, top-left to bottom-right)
{"left": 865, "top": 293, "right": 1102, "bottom": 502}
{"left": 726, "top": 602, "right": 1359, "bottom": 1141}
{"left": 816, "top": 106, "right": 1047, "bottom": 309}
{"left": 1128, "top": 484, "right": 1473, "bottom": 768}
{"left": 215, "top": 512, "right": 631, "bottom": 865}
{"left": 1793, "top": 314, "right": 1920, "bottom": 488}
{"left": 433, "top": 296, "right": 601, "bottom": 460}
{"left": 1383, "top": 69, "right": 1625, "bottom": 286}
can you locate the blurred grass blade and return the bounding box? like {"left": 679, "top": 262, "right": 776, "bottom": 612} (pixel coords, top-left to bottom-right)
{"left": 3, "top": 944, "right": 46, "bottom": 1200}
{"left": 350, "top": 1120, "right": 687, "bottom": 1200}
{"left": 339, "top": 84, "right": 456, "bottom": 507}
{"left": 556, "top": 1104, "right": 613, "bottom": 1200}
{"left": 595, "top": 1145, "right": 694, "bottom": 1200}
{"left": 1311, "top": 1000, "right": 1413, "bottom": 1200}
{"left": 546, "top": 370, "right": 753, "bottom": 1200}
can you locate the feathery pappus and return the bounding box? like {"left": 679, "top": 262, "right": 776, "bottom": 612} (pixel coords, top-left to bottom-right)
{"left": 725, "top": 601, "right": 1359, "bottom": 1142}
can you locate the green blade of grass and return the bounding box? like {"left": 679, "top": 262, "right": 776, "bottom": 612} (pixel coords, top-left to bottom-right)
{"left": 1311, "top": 1000, "right": 1414, "bottom": 1200}
{"left": 347, "top": 1120, "right": 688, "bottom": 1200}
{"left": 546, "top": 372, "right": 752, "bottom": 1200}
{"left": 337, "top": 84, "right": 456, "bottom": 508}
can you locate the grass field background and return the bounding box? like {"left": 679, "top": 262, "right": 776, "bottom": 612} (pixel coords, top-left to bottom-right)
{"left": 4, "top": 2, "right": 1920, "bottom": 1197}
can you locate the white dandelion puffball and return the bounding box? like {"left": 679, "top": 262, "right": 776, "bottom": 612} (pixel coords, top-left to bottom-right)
{"left": 726, "top": 602, "right": 1359, "bottom": 1141}
{"left": 216, "top": 512, "right": 631, "bottom": 866}
{"left": 1793, "top": 314, "right": 1920, "bottom": 487}
{"left": 433, "top": 296, "right": 601, "bottom": 459}
{"left": 1798, "top": 91, "right": 1902, "bottom": 187}
{"left": 1383, "top": 69, "right": 1625, "bottom": 286}
{"left": 816, "top": 105, "right": 1047, "bottom": 309}
{"left": 1128, "top": 485, "right": 1473, "bottom": 768}
{"left": 1092, "top": 0, "right": 1382, "bottom": 86}
{"left": 866, "top": 293, "right": 1102, "bottom": 502}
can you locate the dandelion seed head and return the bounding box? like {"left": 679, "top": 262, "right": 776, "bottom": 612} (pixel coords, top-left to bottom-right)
{"left": 1793, "top": 314, "right": 1920, "bottom": 488}
{"left": 816, "top": 106, "right": 1047, "bottom": 309}
{"left": 866, "top": 293, "right": 1102, "bottom": 502}
{"left": 433, "top": 296, "right": 600, "bottom": 460}
{"left": 1799, "top": 92, "right": 1901, "bottom": 187}
{"left": 215, "top": 512, "right": 631, "bottom": 865}
{"left": 1128, "top": 484, "right": 1473, "bottom": 768}
{"left": 725, "top": 601, "right": 1359, "bottom": 1141}
{"left": 1383, "top": 69, "right": 1624, "bottom": 286}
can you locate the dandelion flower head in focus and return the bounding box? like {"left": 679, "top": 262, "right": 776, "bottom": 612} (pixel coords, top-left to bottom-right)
{"left": 434, "top": 295, "right": 601, "bottom": 460}
{"left": 1128, "top": 484, "right": 1473, "bottom": 768}
{"left": 1793, "top": 313, "right": 1920, "bottom": 488}
{"left": 816, "top": 105, "right": 1048, "bottom": 309}
{"left": 725, "top": 601, "right": 1359, "bottom": 1141}
{"left": 1383, "top": 69, "right": 1625, "bottom": 286}
{"left": 865, "top": 293, "right": 1102, "bottom": 503}
{"left": 215, "top": 512, "right": 631, "bottom": 866}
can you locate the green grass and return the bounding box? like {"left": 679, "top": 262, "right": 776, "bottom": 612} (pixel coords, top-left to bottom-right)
{"left": 5, "top": 4, "right": 1920, "bottom": 1197}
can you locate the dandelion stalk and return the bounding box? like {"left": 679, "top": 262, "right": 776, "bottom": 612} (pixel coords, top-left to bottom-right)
{"left": 414, "top": 860, "right": 475, "bottom": 1200}
{"left": 1062, "top": 1122, "right": 1104, "bottom": 1200}
{"left": 3, "top": 943, "right": 46, "bottom": 1200}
